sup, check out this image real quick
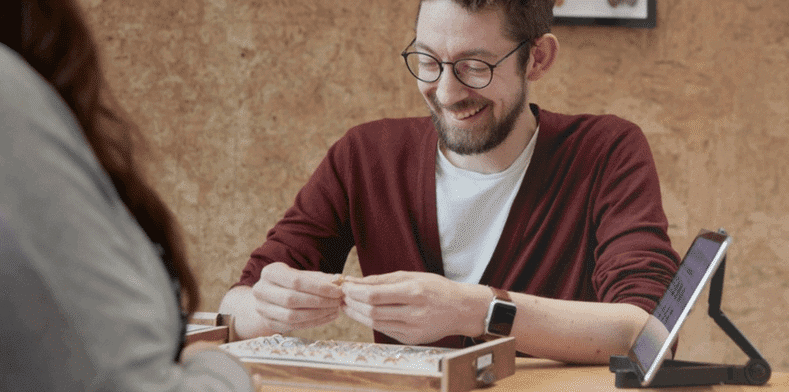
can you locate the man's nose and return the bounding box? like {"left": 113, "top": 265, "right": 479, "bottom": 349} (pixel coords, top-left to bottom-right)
{"left": 434, "top": 65, "right": 470, "bottom": 109}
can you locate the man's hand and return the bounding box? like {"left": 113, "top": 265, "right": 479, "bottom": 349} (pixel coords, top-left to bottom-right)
{"left": 340, "top": 271, "right": 489, "bottom": 345}
{"left": 250, "top": 262, "right": 344, "bottom": 334}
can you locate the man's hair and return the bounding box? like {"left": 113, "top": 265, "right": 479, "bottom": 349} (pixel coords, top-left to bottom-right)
{"left": 417, "top": 0, "right": 554, "bottom": 68}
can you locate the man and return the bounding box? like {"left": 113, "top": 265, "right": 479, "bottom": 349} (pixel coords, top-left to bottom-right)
{"left": 219, "top": 0, "right": 679, "bottom": 365}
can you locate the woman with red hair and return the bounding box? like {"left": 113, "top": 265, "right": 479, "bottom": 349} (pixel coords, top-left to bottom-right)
{"left": 0, "top": 1, "right": 253, "bottom": 390}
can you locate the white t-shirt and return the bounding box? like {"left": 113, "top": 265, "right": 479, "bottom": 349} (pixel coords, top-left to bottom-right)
{"left": 436, "top": 128, "right": 539, "bottom": 283}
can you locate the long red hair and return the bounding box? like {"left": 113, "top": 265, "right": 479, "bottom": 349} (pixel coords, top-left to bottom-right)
{"left": 1, "top": 0, "right": 199, "bottom": 314}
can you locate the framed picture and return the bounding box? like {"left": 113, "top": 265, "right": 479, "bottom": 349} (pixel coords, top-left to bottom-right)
{"left": 553, "top": 0, "right": 656, "bottom": 28}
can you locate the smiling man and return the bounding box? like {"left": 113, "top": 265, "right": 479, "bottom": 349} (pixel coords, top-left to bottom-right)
{"left": 220, "top": 0, "right": 680, "bottom": 365}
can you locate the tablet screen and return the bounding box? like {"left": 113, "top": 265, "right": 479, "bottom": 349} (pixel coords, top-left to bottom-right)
{"left": 628, "top": 230, "right": 731, "bottom": 386}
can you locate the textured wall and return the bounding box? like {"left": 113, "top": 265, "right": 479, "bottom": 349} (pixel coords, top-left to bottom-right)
{"left": 82, "top": 0, "right": 788, "bottom": 372}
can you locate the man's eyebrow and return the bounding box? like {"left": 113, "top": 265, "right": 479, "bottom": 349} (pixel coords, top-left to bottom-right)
{"left": 413, "top": 41, "right": 497, "bottom": 60}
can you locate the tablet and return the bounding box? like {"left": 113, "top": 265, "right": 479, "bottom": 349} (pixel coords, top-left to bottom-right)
{"left": 626, "top": 229, "right": 731, "bottom": 386}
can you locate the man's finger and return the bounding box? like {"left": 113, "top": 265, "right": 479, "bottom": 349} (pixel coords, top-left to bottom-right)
{"left": 341, "top": 281, "right": 419, "bottom": 305}
{"left": 263, "top": 303, "right": 342, "bottom": 324}
{"left": 254, "top": 283, "right": 343, "bottom": 309}
{"left": 343, "top": 295, "right": 410, "bottom": 321}
{"left": 341, "top": 303, "right": 373, "bottom": 328}
{"left": 262, "top": 263, "right": 343, "bottom": 298}
{"left": 344, "top": 271, "right": 410, "bottom": 285}
{"left": 290, "top": 310, "right": 340, "bottom": 330}
{"left": 342, "top": 304, "right": 411, "bottom": 337}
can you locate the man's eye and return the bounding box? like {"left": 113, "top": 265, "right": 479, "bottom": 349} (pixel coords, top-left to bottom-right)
{"left": 458, "top": 61, "right": 488, "bottom": 74}
{"left": 419, "top": 61, "right": 440, "bottom": 70}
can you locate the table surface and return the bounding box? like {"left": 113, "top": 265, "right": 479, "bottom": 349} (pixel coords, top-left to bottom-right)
{"left": 256, "top": 358, "right": 788, "bottom": 392}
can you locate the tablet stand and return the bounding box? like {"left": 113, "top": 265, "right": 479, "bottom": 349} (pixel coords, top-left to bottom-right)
{"left": 609, "top": 256, "right": 772, "bottom": 388}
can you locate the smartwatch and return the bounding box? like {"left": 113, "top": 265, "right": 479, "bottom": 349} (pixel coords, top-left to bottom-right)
{"left": 476, "top": 287, "right": 517, "bottom": 341}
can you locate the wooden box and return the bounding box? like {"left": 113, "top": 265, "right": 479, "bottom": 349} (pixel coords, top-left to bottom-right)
{"left": 185, "top": 312, "right": 234, "bottom": 345}
{"left": 220, "top": 335, "right": 515, "bottom": 392}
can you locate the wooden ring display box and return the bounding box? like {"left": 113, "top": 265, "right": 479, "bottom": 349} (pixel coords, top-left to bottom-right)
{"left": 186, "top": 312, "right": 235, "bottom": 345}
{"left": 221, "top": 335, "right": 515, "bottom": 392}
{"left": 186, "top": 312, "right": 515, "bottom": 391}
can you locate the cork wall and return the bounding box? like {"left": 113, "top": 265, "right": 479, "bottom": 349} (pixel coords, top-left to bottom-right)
{"left": 82, "top": 0, "right": 788, "bottom": 371}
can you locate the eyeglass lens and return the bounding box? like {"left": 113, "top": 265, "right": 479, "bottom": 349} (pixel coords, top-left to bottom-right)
{"left": 404, "top": 53, "right": 492, "bottom": 88}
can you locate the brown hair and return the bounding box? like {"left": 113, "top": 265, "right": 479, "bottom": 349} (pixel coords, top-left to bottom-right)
{"left": 416, "top": 0, "right": 554, "bottom": 68}
{"left": 0, "top": 0, "right": 199, "bottom": 314}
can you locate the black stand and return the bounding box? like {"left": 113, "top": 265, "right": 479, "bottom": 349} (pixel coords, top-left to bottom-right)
{"left": 609, "top": 256, "right": 772, "bottom": 388}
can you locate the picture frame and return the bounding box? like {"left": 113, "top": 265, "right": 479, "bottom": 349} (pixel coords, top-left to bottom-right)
{"left": 553, "top": 0, "right": 657, "bottom": 28}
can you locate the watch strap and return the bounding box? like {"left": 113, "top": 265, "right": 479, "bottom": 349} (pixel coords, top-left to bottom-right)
{"left": 490, "top": 286, "right": 511, "bottom": 302}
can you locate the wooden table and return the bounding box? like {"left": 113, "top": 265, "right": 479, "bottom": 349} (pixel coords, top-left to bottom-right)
{"left": 257, "top": 358, "right": 788, "bottom": 392}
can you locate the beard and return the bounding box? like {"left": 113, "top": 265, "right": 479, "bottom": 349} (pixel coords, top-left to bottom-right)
{"left": 428, "top": 87, "right": 527, "bottom": 156}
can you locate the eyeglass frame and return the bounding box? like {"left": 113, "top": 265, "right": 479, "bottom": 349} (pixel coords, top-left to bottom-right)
{"left": 400, "top": 38, "right": 530, "bottom": 89}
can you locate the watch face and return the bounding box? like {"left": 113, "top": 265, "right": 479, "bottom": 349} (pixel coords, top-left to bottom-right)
{"left": 488, "top": 301, "right": 517, "bottom": 336}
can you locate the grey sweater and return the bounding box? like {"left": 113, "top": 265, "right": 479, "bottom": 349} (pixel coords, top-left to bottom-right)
{"left": 0, "top": 43, "right": 251, "bottom": 392}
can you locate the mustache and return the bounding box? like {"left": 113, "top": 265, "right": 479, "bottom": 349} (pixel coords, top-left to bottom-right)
{"left": 427, "top": 94, "right": 490, "bottom": 112}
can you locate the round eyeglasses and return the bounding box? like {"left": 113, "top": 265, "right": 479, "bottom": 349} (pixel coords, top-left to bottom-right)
{"left": 401, "top": 39, "right": 529, "bottom": 89}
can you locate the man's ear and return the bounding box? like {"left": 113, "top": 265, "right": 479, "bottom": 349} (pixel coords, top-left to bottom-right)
{"left": 526, "top": 33, "right": 559, "bottom": 81}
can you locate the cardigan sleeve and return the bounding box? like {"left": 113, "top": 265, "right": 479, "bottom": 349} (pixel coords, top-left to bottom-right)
{"left": 589, "top": 119, "right": 680, "bottom": 313}
{"left": 236, "top": 133, "right": 356, "bottom": 287}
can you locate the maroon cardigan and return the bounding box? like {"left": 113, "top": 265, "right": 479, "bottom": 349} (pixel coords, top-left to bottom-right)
{"left": 236, "top": 105, "right": 680, "bottom": 348}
